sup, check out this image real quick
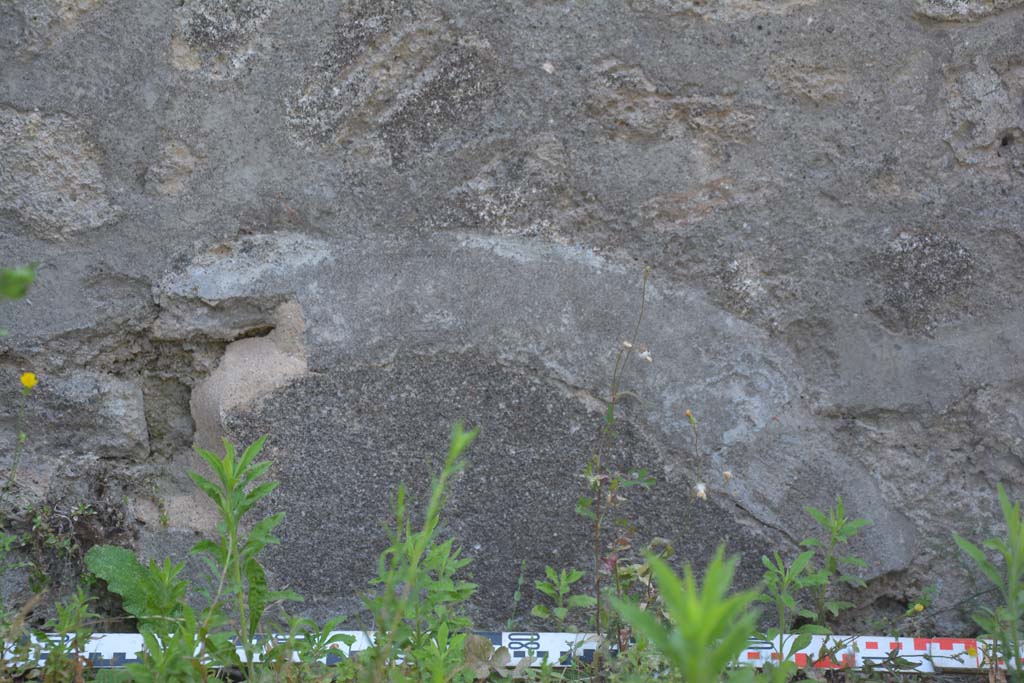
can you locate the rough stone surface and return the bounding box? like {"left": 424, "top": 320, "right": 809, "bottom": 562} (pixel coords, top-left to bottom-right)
{"left": 915, "top": 0, "right": 1024, "bottom": 21}
{"left": 171, "top": 0, "right": 278, "bottom": 78}
{"left": 190, "top": 301, "right": 307, "bottom": 452}
{"left": 628, "top": 0, "right": 821, "bottom": 21}
{"left": 943, "top": 56, "right": 1024, "bottom": 172}
{"left": 0, "top": 108, "right": 120, "bottom": 239}
{"left": 226, "top": 353, "right": 774, "bottom": 626}
{"left": 286, "top": 0, "right": 499, "bottom": 167}
{"left": 0, "top": 0, "right": 101, "bottom": 56}
{"left": 143, "top": 142, "right": 199, "bottom": 197}
{"left": 1, "top": 0, "right": 1023, "bottom": 634}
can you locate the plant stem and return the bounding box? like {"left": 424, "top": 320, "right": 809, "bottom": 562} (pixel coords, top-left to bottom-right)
{"left": 1, "top": 389, "right": 27, "bottom": 512}
{"left": 589, "top": 267, "right": 650, "bottom": 682}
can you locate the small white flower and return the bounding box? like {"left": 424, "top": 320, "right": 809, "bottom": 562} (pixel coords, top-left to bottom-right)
{"left": 693, "top": 482, "right": 707, "bottom": 500}
{"left": 722, "top": 470, "right": 733, "bottom": 482}
{"left": 622, "top": 340, "right": 633, "bottom": 349}
{"left": 541, "top": 62, "right": 556, "bottom": 74}
{"left": 638, "top": 350, "right": 652, "bottom": 363}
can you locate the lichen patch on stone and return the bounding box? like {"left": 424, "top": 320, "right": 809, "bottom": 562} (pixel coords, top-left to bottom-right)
{"left": 874, "top": 232, "right": 974, "bottom": 333}
{"left": 0, "top": 108, "right": 120, "bottom": 240}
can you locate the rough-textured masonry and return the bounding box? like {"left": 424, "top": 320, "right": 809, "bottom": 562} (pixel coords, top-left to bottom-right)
{"left": 1, "top": 0, "right": 1022, "bottom": 633}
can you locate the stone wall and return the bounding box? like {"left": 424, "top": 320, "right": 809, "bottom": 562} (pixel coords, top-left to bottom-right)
{"left": 1, "top": 0, "right": 1022, "bottom": 633}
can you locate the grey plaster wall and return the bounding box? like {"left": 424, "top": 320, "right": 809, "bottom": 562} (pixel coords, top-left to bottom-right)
{"left": 1, "top": 0, "right": 1022, "bottom": 633}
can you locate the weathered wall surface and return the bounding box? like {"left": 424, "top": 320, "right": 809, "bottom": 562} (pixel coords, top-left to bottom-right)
{"left": 1, "top": 0, "right": 1022, "bottom": 632}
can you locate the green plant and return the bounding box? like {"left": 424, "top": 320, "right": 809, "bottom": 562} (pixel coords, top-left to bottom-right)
{"left": 125, "top": 606, "right": 215, "bottom": 683}
{"left": 757, "top": 550, "right": 829, "bottom": 664}
{"left": 87, "top": 544, "right": 221, "bottom": 682}
{"left": 575, "top": 266, "right": 656, "bottom": 660}
{"left": 463, "top": 634, "right": 531, "bottom": 681}
{"left": 262, "top": 613, "right": 356, "bottom": 683}
{"left": 85, "top": 546, "right": 188, "bottom": 633}
{"left": 360, "top": 421, "right": 479, "bottom": 683}
{"left": 189, "top": 435, "right": 302, "bottom": 681}
{"left": 504, "top": 559, "right": 528, "bottom": 631}
{"left": 801, "top": 495, "right": 870, "bottom": 626}
{"left": 954, "top": 483, "right": 1024, "bottom": 682}
{"left": 611, "top": 546, "right": 760, "bottom": 683}
{"left": 90, "top": 436, "right": 297, "bottom": 682}
{"left": 0, "top": 264, "right": 35, "bottom": 302}
{"left": 0, "top": 263, "right": 36, "bottom": 338}
{"left": 24, "top": 501, "right": 97, "bottom": 593}
{"left": 530, "top": 567, "right": 597, "bottom": 630}
{"left": 0, "top": 546, "right": 37, "bottom": 682}
{"left": 2, "top": 371, "right": 39, "bottom": 514}
{"left": 36, "top": 587, "right": 98, "bottom": 683}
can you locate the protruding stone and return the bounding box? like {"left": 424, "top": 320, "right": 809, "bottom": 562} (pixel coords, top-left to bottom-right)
{"left": 915, "top": 0, "right": 1024, "bottom": 21}
{"left": 628, "top": 0, "right": 820, "bottom": 21}
{"left": 171, "top": 0, "right": 277, "bottom": 78}
{"left": 944, "top": 57, "right": 1023, "bottom": 172}
{"left": 143, "top": 142, "right": 199, "bottom": 197}
{"left": 0, "top": 0, "right": 101, "bottom": 56}
{"left": 190, "top": 302, "right": 307, "bottom": 453}
{"left": 0, "top": 370, "right": 149, "bottom": 505}
{"left": 287, "top": 1, "right": 498, "bottom": 167}
{"left": 586, "top": 60, "right": 756, "bottom": 151}
{"left": 222, "top": 352, "right": 776, "bottom": 626}
{"left": 155, "top": 233, "right": 333, "bottom": 308}
{"left": 440, "top": 135, "right": 597, "bottom": 238}
{"left": 0, "top": 108, "right": 119, "bottom": 239}
{"left": 640, "top": 177, "right": 774, "bottom": 232}
{"left": 769, "top": 60, "right": 850, "bottom": 104}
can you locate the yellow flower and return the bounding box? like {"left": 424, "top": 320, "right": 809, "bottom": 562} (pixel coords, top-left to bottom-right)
{"left": 19, "top": 372, "right": 38, "bottom": 390}
{"left": 913, "top": 603, "right": 925, "bottom": 613}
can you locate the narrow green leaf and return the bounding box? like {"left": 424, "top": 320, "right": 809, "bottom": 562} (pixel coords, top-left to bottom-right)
{"left": 238, "top": 481, "right": 279, "bottom": 517}
{"left": 566, "top": 594, "right": 597, "bottom": 608}
{"left": 787, "top": 633, "right": 812, "bottom": 657}
{"left": 238, "top": 435, "right": 268, "bottom": 474}
{"left": 245, "top": 558, "right": 268, "bottom": 638}
{"left": 790, "top": 550, "right": 815, "bottom": 576}
{"left": 187, "top": 472, "right": 224, "bottom": 508}
{"left": 240, "top": 460, "right": 272, "bottom": 487}
{"left": 954, "top": 533, "right": 1004, "bottom": 588}
{"left": 534, "top": 582, "right": 557, "bottom": 599}
{"left": 805, "top": 506, "right": 828, "bottom": 527}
